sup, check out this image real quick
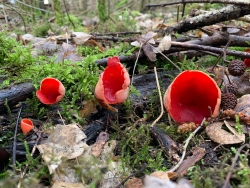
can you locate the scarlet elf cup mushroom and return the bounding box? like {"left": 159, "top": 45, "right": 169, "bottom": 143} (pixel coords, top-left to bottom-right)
{"left": 95, "top": 56, "right": 130, "bottom": 106}
{"left": 36, "top": 77, "right": 65, "bottom": 105}
{"left": 20, "top": 118, "right": 34, "bottom": 135}
{"left": 164, "top": 70, "right": 221, "bottom": 124}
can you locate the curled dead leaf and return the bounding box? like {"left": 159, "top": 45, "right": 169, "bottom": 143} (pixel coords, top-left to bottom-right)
{"left": 153, "top": 35, "right": 171, "bottom": 53}
{"left": 206, "top": 121, "right": 245, "bottom": 144}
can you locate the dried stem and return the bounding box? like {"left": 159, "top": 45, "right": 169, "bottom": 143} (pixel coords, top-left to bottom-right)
{"left": 222, "top": 144, "right": 250, "bottom": 188}
{"left": 169, "top": 118, "right": 206, "bottom": 172}
{"left": 151, "top": 67, "right": 164, "bottom": 128}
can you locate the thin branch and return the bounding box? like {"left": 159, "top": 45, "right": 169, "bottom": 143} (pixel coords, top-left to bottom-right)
{"left": 15, "top": 0, "right": 52, "bottom": 13}
{"left": 12, "top": 103, "right": 23, "bottom": 173}
{"left": 222, "top": 144, "right": 250, "bottom": 188}
{"left": 171, "top": 41, "right": 250, "bottom": 59}
{"left": 150, "top": 67, "right": 164, "bottom": 128}
{"left": 2, "top": 3, "right": 27, "bottom": 33}
{"left": 169, "top": 118, "right": 206, "bottom": 172}
{"left": 146, "top": 0, "right": 250, "bottom": 8}
{"left": 131, "top": 44, "right": 142, "bottom": 85}
{"left": 62, "top": 0, "right": 76, "bottom": 29}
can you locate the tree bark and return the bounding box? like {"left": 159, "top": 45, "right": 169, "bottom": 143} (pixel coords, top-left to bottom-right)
{"left": 165, "top": 5, "right": 250, "bottom": 33}
{"left": 0, "top": 82, "right": 35, "bottom": 112}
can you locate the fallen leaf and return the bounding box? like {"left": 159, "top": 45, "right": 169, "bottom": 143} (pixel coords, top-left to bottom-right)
{"left": 72, "top": 32, "right": 92, "bottom": 45}
{"left": 143, "top": 175, "right": 194, "bottom": 188}
{"left": 79, "top": 98, "right": 98, "bottom": 118}
{"left": 154, "top": 35, "right": 171, "bottom": 53}
{"left": 176, "top": 147, "right": 206, "bottom": 176}
{"left": 37, "top": 123, "right": 88, "bottom": 173}
{"left": 224, "top": 72, "right": 250, "bottom": 95}
{"left": 85, "top": 39, "right": 104, "bottom": 52}
{"left": 142, "top": 44, "right": 156, "bottom": 62}
{"left": 52, "top": 182, "right": 86, "bottom": 188}
{"left": 150, "top": 171, "right": 170, "bottom": 180}
{"left": 206, "top": 121, "right": 245, "bottom": 144}
{"left": 125, "top": 177, "right": 143, "bottom": 188}
{"left": 91, "top": 132, "right": 109, "bottom": 157}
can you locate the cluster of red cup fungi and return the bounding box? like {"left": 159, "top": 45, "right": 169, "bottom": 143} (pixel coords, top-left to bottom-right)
{"left": 24, "top": 53, "right": 245, "bottom": 134}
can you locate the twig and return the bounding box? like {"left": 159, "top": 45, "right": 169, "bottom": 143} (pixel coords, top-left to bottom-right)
{"left": 15, "top": 0, "right": 52, "bottom": 13}
{"left": 171, "top": 41, "right": 250, "bottom": 59}
{"left": 91, "top": 31, "right": 142, "bottom": 36}
{"left": 222, "top": 144, "right": 250, "bottom": 188}
{"left": 146, "top": 0, "right": 250, "bottom": 8}
{"left": 2, "top": 5, "right": 9, "bottom": 25}
{"left": 2, "top": 3, "right": 27, "bottom": 33}
{"left": 148, "top": 43, "right": 181, "bottom": 71}
{"left": 57, "top": 110, "right": 66, "bottom": 125}
{"left": 62, "top": 0, "right": 76, "bottom": 29}
{"left": 150, "top": 67, "right": 164, "bottom": 128}
{"left": 131, "top": 44, "right": 143, "bottom": 84}
{"left": 13, "top": 103, "right": 23, "bottom": 173}
{"left": 222, "top": 38, "right": 232, "bottom": 92}
{"left": 169, "top": 118, "right": 206, "bottom": 172}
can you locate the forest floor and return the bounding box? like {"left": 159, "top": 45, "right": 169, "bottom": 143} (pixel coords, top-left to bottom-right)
{"left": 1, "top": 1, "right": 250, "bottom": 188}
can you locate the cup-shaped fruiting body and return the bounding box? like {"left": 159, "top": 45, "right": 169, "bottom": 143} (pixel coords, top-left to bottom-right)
{"left": 164, "top": 70, "right": 221, "bottom": 124}
{"left": 95, "top": 56, "right": 130, "bottom": 105}
{"left": 20, "top": 118, "right": 34, "bottom": 135}
{"left": 244, "top": 49, "right": 250, "bottom": 67}
{"left": 36, "top": 78, "right": 65, "bottom": 105}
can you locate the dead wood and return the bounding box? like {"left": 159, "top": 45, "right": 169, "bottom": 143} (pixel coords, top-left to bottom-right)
{"left": 150, "top": 126, "right": 181, "bottom": 163}
{"left": 175, "top": 147, "right": 206, "bottom": 176}
{"left": 146, "top": 0, "right": 250, "bottom": 7}
{"left": 0, "top": 82, "right": 35, "bottom": 112}
{"left": 186, "top": 32, "right": 250, "bottom": 47}
{"left": 170, "top": 41, "right": 250, "bottom": 59}
{"left": 165, "top": 5, "right": 250, "bottom": 33}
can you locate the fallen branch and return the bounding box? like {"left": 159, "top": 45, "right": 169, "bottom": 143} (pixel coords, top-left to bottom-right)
{"left": 164, "top": 5, "right": 250, "bottom": 33}
{"left": 170, "top": 41, "right": 250, "bottom": 59}
{"left": 169, "top": 118, "right": 206, "bottom": 172}
{"left": 146, "top": 0, "right": 250, "bottom": 8}
{"left": 222, "top": 144, "right": 250, "bottom": 188}
{"left": 0, "top": 82, "right": 35, "bottom": 112}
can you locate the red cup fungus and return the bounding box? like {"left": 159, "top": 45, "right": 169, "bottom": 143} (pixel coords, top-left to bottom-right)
{"left": 244, "top": 49, "right": 250, "bottom": 67}
{"left": 20, "top": 118, "right": 34, "bottom": 135}
{"left": 95, "top": 56, "right": 130, "bottom": 105}
{"left": 164, "top": 70, "right": 221, "bottom": 124}
{"left": 36, "top": 77, "right": 65, "bottom": 105}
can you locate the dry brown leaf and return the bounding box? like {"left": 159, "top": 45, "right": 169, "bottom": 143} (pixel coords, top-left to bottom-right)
{"left": 224, "top": 72, "right": 250, "bottom": 95}
{"left": 79, "top": 98, "right": 98, "bottom": 118}
{"left": 154, "top": 35, "right": 171, "bottom": 53}
{"left": 72, "top": 31, "right": 92, "bottom": 45}
{"left": 52, "top": 182, "right": 86, "bottom": 188}
{"left": 176, "top": 147, "right": 206, "bottom": 176}
{"left": 37, "top": 124, "right": 88, "bottom": 173}
{"left": 206, "top": 121, "right": 245, "bottom": 144}
{"left": 142, "top": 44, "right": 156, "bottom": 62}
{"left": 150, "top": 171, "right": 170, "bottom": 180}
{"left": 125, "top": 177, "right": 143, "bottom": 188}
{"left": 91, "top": 132, "right": 109, "bottom": 157}
{"left": 207, "top": 66, "right": 224, "bottom": 86}
{"left": 85, "top": 39, "right": 104, "bottom": 52}
{"left": 235, "top": 94, "right": 250, "bottom": 113}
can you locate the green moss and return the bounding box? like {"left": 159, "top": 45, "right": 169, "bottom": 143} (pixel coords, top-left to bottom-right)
{"left": 33, "top": 23, "right": 52, "bottom": 37}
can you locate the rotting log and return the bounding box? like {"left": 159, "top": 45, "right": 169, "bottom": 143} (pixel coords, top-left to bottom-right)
{"left": 0, "top": 82, "right": 35, "bottom": 112}
{"left": 165, "top": 5, "right": 250, "bottom": 33}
